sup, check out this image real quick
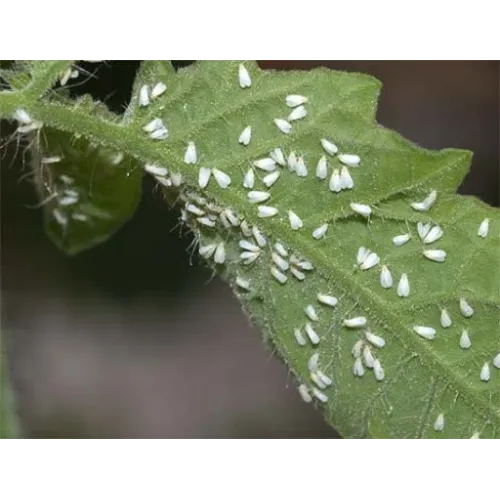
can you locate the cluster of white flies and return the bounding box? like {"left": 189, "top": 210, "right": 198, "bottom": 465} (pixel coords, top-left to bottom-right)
{"left": 11, "top": 62, "right": 497, "bottom": 437}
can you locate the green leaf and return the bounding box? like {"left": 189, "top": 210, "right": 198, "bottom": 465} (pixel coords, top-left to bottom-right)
{"left": 0, "top": 61, "right": 498, "bottom": 437}
{"left": 126, "top": 61, "right": 499, "bottom": 438}
{"left": 31, "top": 112, "right": 143, "bottom": 255}
{"left": 0, "top": 60, "right": 72, "bottom": 95}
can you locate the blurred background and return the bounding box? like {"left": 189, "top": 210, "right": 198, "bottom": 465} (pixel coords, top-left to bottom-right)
{"left": 1, "top": 61, "right": 498, "bottom": 438}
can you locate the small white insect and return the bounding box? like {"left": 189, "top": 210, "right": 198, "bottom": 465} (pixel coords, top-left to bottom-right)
{"left": 294, "top": 328, "right": 307, "bottom": 347}
{"left": 253, "top": 158, "right": 277, "bottom": 172}
{"left": 240, "top": 220, "right": 252, "bottom": 237}
{"left": 170, "top": 173, "right": 183, "bottom": 186}
{"left": 417, "top": 222, "right": 431, "bottom": 240}
{"left": 480, "top": 362, "right": 490, "bottom": 382}
{"left": 338, "top": 154, "right": 360, "bottom": 167}
{"left": 213, "top": 242, "right": 226, "bottom": 264}
{"left": 380, "top": 265, "right": 393, "bottom": 289}
{"left": 350, "top": 202, "right": 371, "bottom": 218}
{"left": 239, "top": 240, "right": 260, "bottom": 253}
{"left": 353, "top": 358, "right": 365, "bottom": 377}
{"left": 440, "top": 309, "right": 452, "bottom": 328}
{"left": 308, "top": 352, "right": 319, "bottom": 372}
{"left": 270, "top": 148, "right": 287, "bottom": 167}
{"left": 59, "top": 175, "right": 74, "bottom": 185}
{"left": 151, "top": 82, "right": 167, "bottom": 98}
{"left": 187, "top": 201, "right": 208, "bottom": 218}
{"left": 397, "top": 273, "right": 410, "bottom": 297}
{"left": 459, "top": 330, "right": 472, "bottom": 349}
{"left": 72, "top": 213, "right": 88, "bottom": 222}
{"left": 317, "top": 294, "right": 338, "bottom": 307}
{"left": 288, "top": 105, "right": 307, "bottom": 121}
{"left": 305, "top": 323, "right": 320, "bottom": 345}
{"left": 274, "top": 242, "right": 288, "bottom": 258}
{"left": 329, "top": 169, "right": 342, "bottom": 193}
{"left": 312, "top": 224, "right": 328, "bottom": 240}
{"left": 238, "top": 64, "right": 251, "bottom": 88}
{"left": 423, "top": 249, "right": 447, "bottom": 262}
{"left": 58, "top": 195, "right": 79, "bottom": 206}
{"left": 310, "top": 372, "right": 327, "bottom": 390}
{"left": 295, "top": 157, "right": 308, "bottom": 177}
{"left": 247, "top": 191, "right": 271, "bottom": 203}
{"left": 199, "top": 243, "right": 217, "bottom": 259}
{"left": 223, "top": 209, "right": 239, "bottom": 226}
{"left": 110, "top": 152, "right": 124, "bottom": 165}
{"left": 360, "top": 252, "right": 380, "bottom": 271}
{"left": 219, "top": 212, "right": 235, "bottom": 229}
{"left": 392, "top": 234, "right": 411, "bottom": 246}
{"left": 365, "top": 331, "right": 386, "bottom": 349}
{"left": 423, "top": 225, "right": 443, "bottom": 244}
{"left": 144, "top": 163, "right": 168, "bottom": 177}
{"left": 263, "top": 171, "right": 281, "bottom": 188}
{"left": 304, "top": 305, "right": 319, "bottom": 322}
{"left": 286, "top": 95, "right": 308, "bottom": 107}
{"left": 274, "top": 118, "right": 292, "bottom": 134}
{"left": 298, "top": 384, "right": 312, "bottom": 403}
{"left": 271, "top": 266, "right": 288, "bottom": 284}
{"left": 64, "top": 189, "right": 79, "bottom": 198}
{"left": 258, "top": 205, "right": 279, "bottom": 218}
{"left": 143, "top": 118, "right": 164, "bottom": 133}
{"left": 493, "top": 352, "right": 500, "bottom": 369}
{"left": 13, "top": 108, "right": 32, "bottom": 125}
{"left": 312, "top": 388, "right": 328, "bottom": 403}
{"left": 41, "top": 156, "right": 62, "bottom": 164}
{"left": 411, "top": 190, "right": 437, "bottom": 212}
{"left": 184, "top": 141, "right": 197, "bottom": 164}
{"left": 343, "top": 317, "right": 367, "bottom": 329}
{"left": 156, "top": 177, "right": 172, "bottom": 187}
{"left": 339, "top": 167, "right": 354, "bottom": 190}
{"left": 59, "top": 67, "right": 73, "bottom": 87}
{"left": 478, "top": 218, "right": 489, "bottom": 238}
{"left": 373, "top": 359, "right": 385, "bottom": 381}
{"left": 150, "top": 127, "right": 169, "bottom": 140}
{"left": 238, "top": 126, "right": 252, "bottom": 146}
{"left": 243, "top": 169, "right": 255, "bottom": 189}
{"left": 459, "top": 298, "right": 474, "bottom": 318}
{"left": 252, "top": 226, "right": 267, "bottom": 247}
{"left": 363, "top": 346, "right": 375, "bottom": 369}
{"left": 236, "top": 276, "right": 251, "bottom": 291}
{"left": 288, "top": 210, "right": 303, "bottom": 230}
{"left": 287, "top": 151, "right": 298, "bottom": 172}
{"left": 211, "top": 168, "right": 231, "bottom": 188}
{"left": 357, "top": 247, "right": 370, "bottom": 266}
{"left": 138, "top": 84, "right": 150, "bottom": 106}
{"left": 433, "top": 413, "right": 445, "bottom": 432}
{"left": 240, "top": 251, "right": 259, "bottom": 264}
{"left": 290, "top": 267, "right": 306, "bottom": 281}
{"left": 320, "top": 138, "right": 338, "bottom": 156}
{"left": 317, "top": 371, "right": 332, "bottom": 387}
{"left": 197, "top": 216, "right": 216, "bottom": 228}
{"left": 413, "top": 325, "right": 436, "bottom": 340}
{"left": 272, "top": 252, "right": 289, "bottom": 272}
{"left": 352, "top": 340, "right": 364, "bottom": 359}
{"left": 198, "top": 167, "right": 211, "bottom": 188}
{"left": 316, "top": 156, "right": 328, "bottom": 180}
{"left": 290, "top": 256, "right": 314, "bottom": 271}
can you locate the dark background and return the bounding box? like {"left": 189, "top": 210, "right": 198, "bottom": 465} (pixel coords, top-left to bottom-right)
{"left": 1, "top": 61, "right": 498, "bottom": 438}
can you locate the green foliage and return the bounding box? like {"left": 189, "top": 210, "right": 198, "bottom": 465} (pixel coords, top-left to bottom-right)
{"left": 0, "top": 60, "right": 498, "bottom": 438}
